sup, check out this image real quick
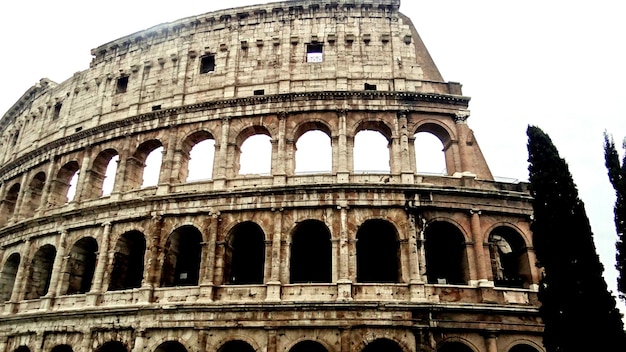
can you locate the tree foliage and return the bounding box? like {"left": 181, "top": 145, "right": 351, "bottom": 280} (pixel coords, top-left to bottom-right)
{"left": 604, "top": 132, "right": 626, "bottom": 301}
{"left": 527, "top": 125, "right": 626, "bottom": 352}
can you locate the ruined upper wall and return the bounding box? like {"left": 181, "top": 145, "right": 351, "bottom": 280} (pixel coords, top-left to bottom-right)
{"left": 0, "top": 0, "right": 459, "bottom": 166}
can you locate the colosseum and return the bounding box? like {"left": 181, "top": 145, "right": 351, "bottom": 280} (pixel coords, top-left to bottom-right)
{"left": 0, "top": 1, "right": 544, "bottom": 352}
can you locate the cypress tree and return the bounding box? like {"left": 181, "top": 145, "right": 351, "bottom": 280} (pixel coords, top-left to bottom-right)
{"left": 527, "top": 125, "right": 626, "bottom": 352}
{"left": 604, "top": 132, "right": 626, "bottom": 301}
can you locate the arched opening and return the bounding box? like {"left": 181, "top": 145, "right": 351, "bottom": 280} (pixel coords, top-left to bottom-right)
{"left": 0, "top": 183, "right": 20, "bottom": 224}
{"left": 108, "top": 231, "right": 146, "bottom": 291}
{"left": 356, "top": 219, "right": 400, "bottom": 283}
{"left": 509, "top": 344, "right": 541, "bottom": 352}
{"left": 489, "top": 227, "right": 532, "bottom": 288}
{"left": 437, "top": 342, "right": 474, "bottom": 352}
{"left": 0, "top": 253, "right": 20, "bottom": 302}
{"left": 84, "top": 149, "right": 119, "bottom": 199}
{"left": 96, "top": 341, "right": 128, "bottom": 352}
{"left": 142, "top": 146, "right": 163, "bottom": 187}
{"left": 414, "top": 132, "right": 446, "bottom": 175}
{"left": 154, "top": 341, "right": 187, "bottom": 352}
{"left": 424, "top": 222, "right": 468, "bottom": 285}
{"left": 125, "top": 140, "right": 163, "bottom": 190}
{"left": 14, "top": 346, "right": 31, "bottom": 352}
{"left": 353, "top": 130, "right": 390, "bottom": 173}
{"left": 23, "top": 172, "right": 46, "bottom": 217}
{"left": 160, "top": 225, "right": 202, "bottom": 287}
{"left": 181, "top": 131, "right": 216, "bottom": 182}
{"left": 289, "top": 341, "right": 328, "bottom": 352}
{"left": 362, "top": 338, "right": 404, "bottom": 352}
{"left": 24, "top": 244, "right": 56, "bottom": 300}
{"left": 224, "top": 222, "right": 265, "bottom": 285}
{"left": 238, "top": 134, "right": 272, "bottom": 175}
{"left": 290, "top": 220, "right": 332, "bottom": 283}
{"left": 51, "top": 345, "right": 73, "bottom": 352}
{"left": 295, "top": 130, "right": 332, "bottom": 174}
{"left": 49, "top": 161, "right": 80, "bottom": 206}
{"left": 65, "top": 237, "right": 98, "bottom": 295}
{"left": 218, "top": 340, "right": 256, "bottom": 352}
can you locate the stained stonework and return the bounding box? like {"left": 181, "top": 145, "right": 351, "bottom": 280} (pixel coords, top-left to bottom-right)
{"left": 0, "top": 1, "right": 543, "bottom": 352}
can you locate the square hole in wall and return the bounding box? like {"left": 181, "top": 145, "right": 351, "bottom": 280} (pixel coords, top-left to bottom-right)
{"left": 200, "top": 54, "right": 216, "bottom": 73}
{"left": 306, "top": 43, "right": 323, "bottom": 63}
{"left": 116, "top": 76, "right": 129, "bottom": 93}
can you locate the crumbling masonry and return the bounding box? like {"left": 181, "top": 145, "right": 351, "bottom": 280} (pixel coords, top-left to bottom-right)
{"left": 0, "top": 1, "right": 544, "bottom": 352}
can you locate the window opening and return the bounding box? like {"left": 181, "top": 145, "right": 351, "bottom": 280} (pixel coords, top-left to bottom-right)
{"left": 65, "top": 237, "right": 98, "bottom": 295}
{"left": 289, "top": 341, "right": 328, "bottom": 352}
{"left": 200, "top": 55, "right": 216, "bottom": 73}
{"left": 238, "top": 134, "right": 272, "bottom": 175}
{"left": 424, "top": 222, "right": 467, "bottom": 285}
{"left": 0, "top": 253, "right": 20, "bottom": 302}
{"left": 218, "top": 341, "right": 256, "bottom": 352}
{"left": 152, "top": 105, "right": 162, "bottom": 111}
{"left": 306, "top": 43, "right": 323, "bottom": 63}
{"left": 160, "top": 226, "right": 202, "bottom": 287}
{"left": 353, "top": 130, "right": 390, "bottom": 173}
{"left": 108, "top": 231, "right": 146, "bottom": 291}
{"left": 225, "top": 222, "right": 265, "bottom": 285}
{"left": 116, "top": 76, "right": 129, "bottom": 93}
{"left": 415, "top": 132, "right": 447, "bottom": 175}
{"left": 356, "top": 220, "right": 400, "bottom": 283}
{"left": 66, "top": 171, "right": 79, "bottom": 202}
{"left": 155, "top": 342, "right": 187, "bottom": 352}
{"left": 102, "top": 155, "right": 119, "bottom": 196}
{"left": 53, "top": 103, "right": 62, "bottom": 119}
{"left": 290, "top": 220, "right": 332, "bottom": 283}
{"left": 253, "top": 89, "right": 265, "bottom": 96}
{"left": 141, "top": 146, "right": 163, "bottom": 187}
{"left": 295, "top": 130, "right": 331, "bottom": 174}
{"left": 362, "top": 339, "right": 404, "bottom": 352}
{"left": 364, "top": 83, "right": 377, "bottom": 91}
{"left": 25, "top": 245, "right": 56, "bottom": 299}
{"left": 187, "top": 139, "right": 215, "bottom": 181}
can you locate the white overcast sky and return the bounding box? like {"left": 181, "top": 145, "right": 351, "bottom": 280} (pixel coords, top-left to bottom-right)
{"left": 1, "top": 1, "right": 625, "bottom": 313}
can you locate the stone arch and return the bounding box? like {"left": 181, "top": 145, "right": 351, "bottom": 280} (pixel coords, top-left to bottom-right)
{"left": 22, "top": 171, "right": 46, "bottom": 217}
{"left": 24, "top": 244, "right": 57, "bottom": 299}
{"left": 126, "top": 139, "right": 163, "bottom": 190}
{"left": 290, "top": 219, "right": 332, "bottom": 283}
{"left": 362, "top": 338, "right": 404, "bottom": 352}
{"left": 224, "top": 221, "right": 266, "bottom": 285}
{"left": 356, "top": 219, "right": 401, "bottom": 283}
{"left": 84, "top": 148, "right": 119, "bottom": 199}
{"left": 49, "top": 161, "right": 80, "bottom": 206}
{"left": 154, "top": 341, "right": 187, "bottom": 352}
{"left": 179, "top": 130, "right": 216, "bottom": 182}
{"left": 96, "top": 341, "right": 128, "bottom": 352}
{"left": 293, "top": 121, "right": 333, "bottom": 174}
{"left": 108, "top": 231, "right": 146, "bottom": 291}
{"left": 218, "top": 340, "right": 257, "bottom": 352}
{"left": 14, "top": 346, "right": 31, "bottom": 352}
{"left": 0, "top": 252, "right": 20, "bottom": 302}
{"left": 507, "top": 342, "right": 542, "bottom": 352}
{"left": 424, "top": 220, "right": 469, "bottom": 285}
{"left": 235, "top": 126, "right": 272, "bottom": 175}
{"left": 64, "top": 237, "right": 98, "bottom": 295}
{"left": 415, "top": 121, "right": 457, "bottom": 176}
{"left": 50, "top": 345, "right": 73, "bottom": 352}
{"left": 488, "top": 225, "right": 533, "bottom": 288}
{"left": 0, "top": 182, "right": 20, "bottom": 224}
{"left": 160, "top": 225, "right": 203, "bottom": 287}
{"left": 353, "top": 120, "right": 393, "bottom": 173}
{"left": 288, "top": 340, "right": 328, "bottom": 352}
{"left": 436, "top": 340, "right": 476, "bottom": 352}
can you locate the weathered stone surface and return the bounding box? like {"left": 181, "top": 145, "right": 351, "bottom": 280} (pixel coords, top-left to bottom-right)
{"left": 0, "top": 1, "right": 543, "bottom": 352}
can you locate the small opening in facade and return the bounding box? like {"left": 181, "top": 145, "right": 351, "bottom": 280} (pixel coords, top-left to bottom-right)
{"left": 152, "top": 105, "right": 162, "bottom": 111}
{"left": 75, "top": 127, "right": 82, "bottom": 132}
{"left": 116, "top": 76, "right": 129, "bottom": 93}
{"left": 200, "top": 55, "right": 216, "bottom": 73}
{"left": 53, "top": 103, "right": 62, "bottom": 119}
{"left": 253, "top": 89, "right": 265, "bottom": 96}
{"left": 306, "top": 43, "right": 323, "bottom": 63}
{"left": 364, "top": 83, "right": 377, "bottom": 91}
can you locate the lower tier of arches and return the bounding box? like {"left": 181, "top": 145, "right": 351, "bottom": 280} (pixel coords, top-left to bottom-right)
{"left": 0, "top": 305, "right": 544, "bottom": 352}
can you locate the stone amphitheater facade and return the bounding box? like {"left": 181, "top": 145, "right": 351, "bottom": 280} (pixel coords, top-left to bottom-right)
{"left": 0, "top": 1, "right": 544, "bottom": 352}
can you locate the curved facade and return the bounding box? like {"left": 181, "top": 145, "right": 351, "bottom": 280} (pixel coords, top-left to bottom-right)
{"left": 0, "top": 1, "right": 544, "bottom": 352}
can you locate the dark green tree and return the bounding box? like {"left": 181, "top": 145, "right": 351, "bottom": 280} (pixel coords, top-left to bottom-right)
{"left": 604, "top": 132, "right": 626, "bottom": 301}
{"left": 527, "top": 125, "right": 626, "bottom": 352}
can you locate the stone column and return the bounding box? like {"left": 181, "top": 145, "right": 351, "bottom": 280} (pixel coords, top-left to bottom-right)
{"left": 10, "top": 240, "right": 31, "bottom": 305}
{"left": 213, "top": 117, "right": 230, "bottom": 189}
{"left": 111, "top": 138, "right": 132, "bottom": 196}
{"left": 199, "top": 213, "right": 219, "bottom": 302}
{"left": 484, "top": 332, "right": 498, "bottom": 352}
{"left": 398, "top": 111, "right": 415, "bottom": 183}
{"left": 132, "top": 330, "right": 146, "bottom": 352}
{"left": 12, "top": 172, "right": 29, "bottom": 221}
{"left": 470, "top": 210, "right": 491, "bottom": 286}
{"left": 46, "top": 230, "right": 68, "bottom": 298}
{"left": 157, "top": 132, "right": 177, "bottom": 194}
{"left": 74, "top": 149, "right": 93, "bottom": 202}
{"left": 453, "top": 111, "right": 471, "bottom": 173}
{"left": 337, "top": 206, "right": 352, "bottom": 300}
{"left": 336, "top": 110, "right": 350, "bottom": 182}
{"left": 88, "top": 222, "right": 111, "bottom": 304}
{"left": 407, "top": 213, "right": 425, "bottom": 301}
{"left": 36, "top": 158, "right": 58, "bottom": 215}
{"left": 273, "top": 112, "right": 287, "bottom": 185}
{"left": 416, "top": 216, "right": 428, "bottom": 282}
{"left": 266, "top": 209, "right": 283, "bottom": 301}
